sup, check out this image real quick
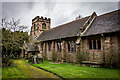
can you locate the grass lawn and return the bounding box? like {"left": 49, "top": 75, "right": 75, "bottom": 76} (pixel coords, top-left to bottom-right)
{"left": 26, "top": 60, "right": 119, "bottom": 79}
{"left": 2, "top": 60, "right": 59, "bottom": 78}
{"left": 12, "top": 60, "right": 60, "bottom": 78}
{"left": 2, "top": 67, "right": 27, "bottom": 78}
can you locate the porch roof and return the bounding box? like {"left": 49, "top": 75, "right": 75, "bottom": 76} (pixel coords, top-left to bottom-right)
{"left": 26, "top": 43, "right": 39, "bottom": 52}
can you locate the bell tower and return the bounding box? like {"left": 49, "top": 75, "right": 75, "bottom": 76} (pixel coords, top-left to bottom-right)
{"left": 30, "top": 16, "right": 51, "bottom": 39}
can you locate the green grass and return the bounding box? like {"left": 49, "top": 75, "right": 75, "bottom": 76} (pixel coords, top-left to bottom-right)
{"left": 27, "top": 60, "right": 119, "bottom": 78}
{"left": 2, "top": 66, "right": 27, "bottom": 78}
{"left": 0, "top": 67, "right": 2, "bottom": 79}
{"left": 12, "top": 60, "right": 59, "bottom": 78}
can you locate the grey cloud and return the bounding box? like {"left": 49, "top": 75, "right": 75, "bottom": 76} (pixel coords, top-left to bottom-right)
{"left": 27, "top": 2, "right": 35, "bottom": 9}
{"left": 1, "top": 2, "right": 118, "bottom": 34}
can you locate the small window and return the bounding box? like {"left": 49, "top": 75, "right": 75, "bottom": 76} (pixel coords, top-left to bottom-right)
{"left": 74, "top": 41, "right": 76, "bottom": 53}
{"left": 89, "top": 40, "right": 92, "bottom": 49}
{"left": 57, "top": 42, "right": 60, "bottom": 52}
{"left": 89, "top": 39, "right": 101, "bottom": 50}
{"left": 42, "top": 23, "right": 46, "bottom": 29}
{"left": 71, "top": 41, "right": 74, "bottom": 53}
{"left": 57, "top": 42, "right": 62, "bottom": 52}
{"left": 97, "top": 40, "right": 101, "bottom": 49}
{"left": 93, "top": 40, "right": 96, "bottom": 49}
{"left": 68, "top": 41, "right": 70, "bottom": 52}
{"left": 60, "top": 42, "right": 62, "bottom": 52}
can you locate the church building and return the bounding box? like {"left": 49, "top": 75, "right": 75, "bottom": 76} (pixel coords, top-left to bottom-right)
{"left": 22, "top": 9, "right": 120, "bottom": 67}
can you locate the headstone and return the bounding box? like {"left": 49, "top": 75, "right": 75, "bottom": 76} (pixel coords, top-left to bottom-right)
{"left": 37, "top": 54, "right": 43, "bottom": 63}
{"left": 33, "top": 55, "right": 37, "bottom": 64}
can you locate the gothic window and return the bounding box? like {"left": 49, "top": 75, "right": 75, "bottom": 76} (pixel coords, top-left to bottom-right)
{"left": 48, "top": 42, "right": 52, "bottom": 51}
{"left": 67, "top": 41, "right": 76, "bottom": 53}
{"left": 57, "top": 42, "right": 62, "bottom": 52}
{"left": 42, "top": 23, "right": 46, "bottom": 29}
{"left": 97, "top": 40, "right": 101, "bottom": 49}
{"left": 89, "top": 40, "right": 92, "bottom": 49}
{"left": 71, "top": 41, "right": 74, "bottom": 53}
{"left": 89, "top": 39, "right": 101, "bottom": 50}
{"left": 57, "top": 42, "right": 60, "bottom": 52}
{"left": 74, "top": 41, "right": 76, "bottom": 53}
{"left": 93, "top": 40, "right": 96, "bottom": 49}
{"left": 68, "top": 41, "right": 70, "bottom": 52}
{"left": 60, "top": 42, "right": 62, "bottom": 52}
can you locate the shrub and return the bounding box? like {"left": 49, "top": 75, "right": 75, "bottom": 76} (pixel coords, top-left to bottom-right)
{"left": 104, "top": 52, "right": 112, "bottom": 68}
{"left": 76, "top": 52, "right": 85, "bottom": 64}
{"left": 2, "top": 57, "right": 13, "bottom": 67}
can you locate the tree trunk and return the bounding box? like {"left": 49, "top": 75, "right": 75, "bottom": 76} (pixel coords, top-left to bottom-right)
{"left": 10, "top": 47, "right": 13, "bottom": 58}
{"left": 5, "top": 47, "right": 8, "bottom": 57}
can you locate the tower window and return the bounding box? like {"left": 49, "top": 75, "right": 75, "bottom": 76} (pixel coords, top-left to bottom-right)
{"left": 42, "top": 23, "right": 46, "bottom": 29}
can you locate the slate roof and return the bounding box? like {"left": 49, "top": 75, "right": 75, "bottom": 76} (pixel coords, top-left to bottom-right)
{"left": 37, "top": 9, "right": 120, "bottom": 41}
{"left": 26, "top": 43, "right": 39, "bottom": 52}
{"left": 82, "top": 9, "right": 120, "bottom": 36}
{"left": 37, "top": 16, "right": 90, "bottom": 41}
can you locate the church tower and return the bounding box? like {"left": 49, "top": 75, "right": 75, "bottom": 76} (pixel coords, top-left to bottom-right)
{"left": 30, "top": 16, "right": 51, "bottom": 39}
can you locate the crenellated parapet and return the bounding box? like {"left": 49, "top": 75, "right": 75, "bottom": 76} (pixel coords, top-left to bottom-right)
{"left": 30, "top": 16, "right": 51, "bottom": 39}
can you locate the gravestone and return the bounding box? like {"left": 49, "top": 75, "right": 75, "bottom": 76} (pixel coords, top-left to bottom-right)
{"left": 37, "top": 54, "right": 43, "bottom": 63}
{"left": 33, "top": 55, "right": 37, "bottom": 64}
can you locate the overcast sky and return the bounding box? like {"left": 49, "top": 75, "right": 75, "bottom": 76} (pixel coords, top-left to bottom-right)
{"left": 1, "top": 0, "right": 119, "bottom": 34}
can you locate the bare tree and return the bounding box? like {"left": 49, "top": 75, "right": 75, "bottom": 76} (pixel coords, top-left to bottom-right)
{"left": 1, "top": 18, "right": 28, "bottom": 32}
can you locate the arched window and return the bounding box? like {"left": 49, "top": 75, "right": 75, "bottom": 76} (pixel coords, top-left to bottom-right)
{"left": 48, "top": 42, "right": 52, "bottom": 51}
{"left": 57, "top": 41, "right": 62, "bottom": 52}
{"left": 42, "top": 23, "right": 46, "bottom": 29}
{"left": 68, "top": 41, "right": 70, "bottom": 52}
{"left": 71, "top": 41, "right": 74, "bottom": 53}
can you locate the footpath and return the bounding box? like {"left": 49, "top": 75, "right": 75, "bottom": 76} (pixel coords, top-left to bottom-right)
{"left": 13, "top": 60, "right": 61, "bottom": 79}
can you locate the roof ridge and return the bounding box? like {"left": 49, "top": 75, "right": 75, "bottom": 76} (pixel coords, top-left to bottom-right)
{"left": 43, "top": 15, "right": 90, "bottom": 33}
{"left": 97, "top": 9, "right": 120, "bottom": 18}
{"left": 47, "top": 9, "right": 119, "bottom": 31}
